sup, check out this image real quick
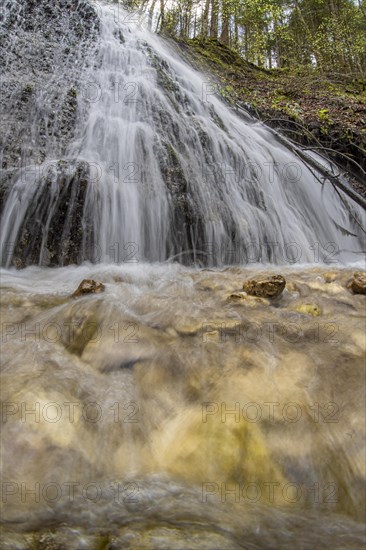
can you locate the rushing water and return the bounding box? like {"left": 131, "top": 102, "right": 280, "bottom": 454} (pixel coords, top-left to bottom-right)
{"left": 1, "top": 263, "right": 365, "bottom": 548}
{"left": 0, "top": 1, "right": 365, "bottom": 548}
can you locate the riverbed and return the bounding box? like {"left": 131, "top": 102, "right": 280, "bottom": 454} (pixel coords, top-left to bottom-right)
{"left": 1, "top": 262, "right": 365, "bottom": 548}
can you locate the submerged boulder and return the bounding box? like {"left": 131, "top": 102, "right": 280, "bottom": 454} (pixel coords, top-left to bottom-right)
{"left": 242, "top": 274, "right": 286, "bottom": 299}
{"left": 323, "top": 272, "right": 337, "bottom": 283}
{"left": 147, "top": 406, "right": 286, "bottom": 491}
{"left": 295, "top": 303, "right": 322, "bottom": 316}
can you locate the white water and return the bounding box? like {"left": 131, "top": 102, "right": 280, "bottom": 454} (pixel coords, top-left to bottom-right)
{"left": 1, "top": 261, "right": 365, "bottom": 548}
{"left": 0, "top": 0, "right": 364, "bottom": 267}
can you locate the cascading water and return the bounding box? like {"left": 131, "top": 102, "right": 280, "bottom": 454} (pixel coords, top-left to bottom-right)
{"left": 0, "top": 0, "right": 364, "bottom": 267}
{"left": 0, "top": 1, "right": 365, "bottom": 549}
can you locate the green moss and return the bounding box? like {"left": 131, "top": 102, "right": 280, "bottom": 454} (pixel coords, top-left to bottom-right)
{"left": 23, "top": 83, "right": 33, "bottom": 94}
{"left": 175, "top": 36, "right": 365, "bottom": 183}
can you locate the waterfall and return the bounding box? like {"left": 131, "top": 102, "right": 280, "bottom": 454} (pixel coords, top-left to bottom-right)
{"left": 0, "top": 0, "right": 364, "bottom": 268}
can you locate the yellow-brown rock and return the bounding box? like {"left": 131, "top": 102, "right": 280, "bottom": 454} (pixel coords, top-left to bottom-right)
{"left": 72, "top": 279, "right": 105, "bottom": 297}
{"left": 242, "top": 274, "right": 286, "bottom": 299}
{"left": 348, "top": 272, "right": 366, "bottom": 295}
{"left": 323, "top": 272, "right": 337, "bottom": 283}
{"left": 295, "top": 303, "right": 322, "bottom": 316}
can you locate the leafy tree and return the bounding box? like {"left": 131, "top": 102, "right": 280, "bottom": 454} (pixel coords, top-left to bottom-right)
{"left": 127, "top": 0, "right": 366, "bottom": 73}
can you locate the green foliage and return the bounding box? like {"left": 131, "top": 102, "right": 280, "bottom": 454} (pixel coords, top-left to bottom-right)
{"left": 139, "top": 0, "right": 366, "bottom": 74}
{"left": 220, "top": 83, "right": 236, "bottom": 102}
{"left": 317, "top": 108, "right": 331, "bottom": 123}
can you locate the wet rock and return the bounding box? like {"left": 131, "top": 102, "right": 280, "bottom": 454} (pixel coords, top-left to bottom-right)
{"left": 197, "top": 277, "right": 231, "bottom": 291}
{"left": 242, "top": 274, "right": 286, "bottom": 299}
{"left": 54, "top": 300, "right": 104, "bottom": 355}
{"left": 323, "top": 272, "right": 337, "bottom": 283}
{"left": 229, "top": 292, "right": 269, "bottom": 306}
{"left": 229, "top": 291, "right": 248, "bottom": 300}
{"left": 7, "top": 160, "right": 95, "bottom": 268}
{"left": 286, "top": 281, "right": 299, "bottom": 293}
{"left": 308, "top": 281, "right": 344, "bottom": 295}
{"left": 83, "top": 334, "right": 157, "bottom": 373}
{"left": 72, "top": 279, "right": 105, "bottom": 297}
{"left": 348, "top": 272, "right": 366, "bottom": 295}
{"left": 174, "top": 316, "right": 203, "bottom": 336}
{"left": 295, "top": 303, "right": 322, "bottom": 316}
{"left": 0, "top": 0, "right": 99, "bottom": 170}
{"left": 36, "top": 532, "right": 65, "bottom": 550}
{"left": 0, "top": 0, "right": 100, "bottom": 267}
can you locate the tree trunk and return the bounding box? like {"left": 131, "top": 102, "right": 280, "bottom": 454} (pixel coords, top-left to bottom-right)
{"left": 220, "top": 0, "right": 230, "bottom": 45}
{"left": 233, "top": 9, "right": 239, "bottom": 50}
{"left": 210, "top": 0, "right": 218, "bottom": 38}
{"left": 159, "top": 0, "right": 165, "bottom": 32}
{"left": 148, "top": 0, "right": 157, "bottom": 30}
{"left": 202, "top": 0, "right": 210, "bottom": 37}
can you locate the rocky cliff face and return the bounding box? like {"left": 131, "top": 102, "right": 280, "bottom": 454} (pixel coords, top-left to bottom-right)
{"left": 0, "top": 0, "right": 99, "bottom": 169}
{"left": 0, "top": 0, "right": 99, "bottom": 266}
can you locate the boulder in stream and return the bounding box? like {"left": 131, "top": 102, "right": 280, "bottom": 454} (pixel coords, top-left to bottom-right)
{"left": 242, "top": 274, "right": 286, "bottom": 299}
{"left": 348, "top": 272, "right": 366, "bottom": 295}
{"left": 72, "top": 279, "right": 105, "bottom": 297}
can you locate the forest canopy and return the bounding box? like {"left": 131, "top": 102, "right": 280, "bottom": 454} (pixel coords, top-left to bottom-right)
{"left": 125, "top": 0, "right": 366, "bottom": 72}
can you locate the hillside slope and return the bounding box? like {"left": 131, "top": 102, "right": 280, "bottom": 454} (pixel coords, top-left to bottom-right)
{"left": 176, "top": 38, "right": 366, "bottom": 199}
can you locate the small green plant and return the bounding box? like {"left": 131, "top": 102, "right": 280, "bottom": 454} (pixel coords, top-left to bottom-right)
{"left": 317, "top": 108, "right": 331, "bottom": 123}
{"left": 271, "top": 97, "right": 282, "bottom": 108}
{"left": 271, "top": 91, "right": 287, "bottom": 109}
